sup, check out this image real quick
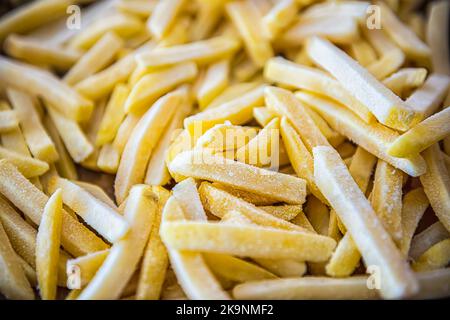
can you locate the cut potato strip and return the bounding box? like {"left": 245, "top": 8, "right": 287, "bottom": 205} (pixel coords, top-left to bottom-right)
{"left": 0, "top": 160, "right": 108, "bottom": 257}
{"left": 382, "top": 68, "right": 427, "bottom": 97}
{"left": 419, "top": 144, "right": 450, "bottom": 232}
{"left": 97, "top": 144, "right": 120, "bottom": 174}
{"left": 78, "top": 185, "right": 156, "bottom": 300}
{"left": 197, "top": 59, "right": 230, "bottom": 109}
{"left": 410, "top": 222, "right": 450, "bottom": 260}
{"left": 366, "top": 48, "right": 405, "bottom": 80}
{"left": 66, "top": 249, "right": 109, "bottom": 287}
{"left": 296, "top": 91, "right": 426, "bottom": 177}
{"left": 349, "top": 147, "right": 377, "bottom": 193}
{"left": 412, "top": 239, "right": 450, "bottom": 271}
{"left": 172, "top": 178, "right": 207, "bottom": 222}
{"left": 0, "top": 147, "right": 49, "bottom": 178}
{"left": 299, "top": 1, "right": 369, "bottom": 22}
{"left": 326, "top": 233, "right": 360, "bottom": 277}
{"left": 0, "top": 110, "right": 18, "bottom": 133}
{"left": 426, "top": 0, "right": 450, "bottom": 75}
{"left": 72, "top": 180, "right": 116, "bottom": 209}
{"left": 206, "top": 81, "right": 261, "bottom": 110}
{"left": 116, "top": 0, "right": 157, "bottom": 18}
{"left": 304, "top": 106, "right": 345, "bottom": 148}
{"left": 258, "top": 205, "right": 301, "bottom": 221}
{"left": 305, "top": 196, "right": 329, "bottom": 235}
{"left": 350, "top": 40, "right": 377, "bottom": 67}
{"left": 0, "top": 101, "right": 30, "bottom": 156}
{"left": 262, "top": 0, "right": 298, "bottom": 39}
{"left": 36, "top": 189, "right": 63, "bottom": 300}
{"left": 253, "top": 107, "right": 276, "bottom": 127}
{"left": 209, "top": 182, "right": 279, "bottom": 206}
{"left": 306, "top": 37, "right": 415, "bottom": 131}
{"left": 313, "top": 146, "right": 418, "bottom": 299}
{"left": 147, "top": 0, "right": 186, "bottom": 39}
{"left": 189, "top": 0, "right": 223, "bottom": 41}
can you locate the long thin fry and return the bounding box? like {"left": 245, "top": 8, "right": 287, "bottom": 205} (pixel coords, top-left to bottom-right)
{"left": 426, "top": 0, "right": 450, "bottom": 75}
{"left": 382, "top": 68, "right": 427, "bottom": 97}
{"left": 196, "top": 59, "right": 230, "bottom": 109}
{"left": 0, "top": 147, "right": 49, "bottom": 178}
{"left": 412, "top": 239, "right": 450, "bottom": 271}
{"left": 147, "top": 0, "right": 186, "bottom": 39}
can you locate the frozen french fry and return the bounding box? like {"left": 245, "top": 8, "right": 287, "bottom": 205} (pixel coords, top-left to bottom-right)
{"left": 349, "top": 147, "right": 377, "bottom": 193}
{"left": 296, "top": 91, "right": 426, "bottom": 177}
{"left": 419, "top": 144, "right": 450, "bottom": 232}
{"left": 305, "top": 196, "right": 330, "bottom": 235}
{"left": 306, "top": 37, "right": 415, "bottom": 131}
{"left": 253, "top": 258, "right": 306, "bottom": 278}
{"left": 0, "top": 109, "right": 18, "bottom": 133}
{"left": 313, "top": 146, "right": 418, "bottom": 299}
{"left": 206, "top": 81, "right": 261, "bottom": 109}
{"left": 97, "top": 144, "right": 120, "bottom": 174}
{"left": 78, "top": 185, "right": 156, "bottom": 300}
{"left": 382, "top": 68, "right": 427, "bottom": 97}
{"left": 190, "top": 0, "right": 223, "bottom": 41}
{"left": 426, "top": 0, "right": 450, "bottom": 75}
{"left": 72, "top": 180, "right": 116, "bottom": 209}
{"left": 304, "top": 106, "right": 345, "bottom": 148}
{"left": 253, "top": 107, "right": 276, "bottom": 127}
{"left": 326, "top": 233, "right": 361, "bottom": 277}
{"left": 115, "top": 90, "right": 181, "bottom": 204}
{"left": 410, "top": 222, "right": 449, "bottom": 260}
{"left": 66, "top": 249, "right": 109, "bottom": 287}
{"left": 36, "top": 189, "right": 63, "bottom": 300}
{"left": 366, "top": 48, "right": 405, "bottom": 80}
{"left": 412, "top": 239, "right": 450, "bottom": 272}
{"left": 0, "top": 147, "right": 49, "bottom": 178}
{"left": 350, "top": 40, "right": 377, "bottom": 67}
{"left": 209, "top": 182, "right": 278, "bottom": 206}
{"left": 196, "top": 59, "right": 229, "bottom": 109}
{"left": 258, "top": 205, "right": 301, "bottom": 221}
{"left": 147, "top": 0, "right": 186, "bottom": 39}
{"left": 262, "top": 0, "right": 297, "bottom": 39}
{"left": 299, "top": 0, "right": 369, "bottom": 21}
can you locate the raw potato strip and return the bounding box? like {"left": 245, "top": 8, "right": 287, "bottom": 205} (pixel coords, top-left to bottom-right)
{"left": 7, "top": 89, "right": 58, "bottom": 163}
{"left": 209, "top": 182, "right": 279, "bottom": 206}
{"left": 377, "top": 1, "right": 430, "bottom": 60}
{"left": 258, "top": 205, "right": 302, "bottom": 221}
{"left": 125, "top": 62, "right": 197, "bottom": 114}
{"left": 405, "top": 73, "right": 450, "bottom": 122}
{"left": 206, "top": 81, "right": 260, "bottom": 109}
{"left": 426, "top": 0, "right": 450, "bottom": 75}
{"left": 0, "top": 147, "right": 49, "bottom": 178}
{"left": 116, "top": 0, "right": 157, "bottom": 18}
{"left": 147, "top": 0, "right": 186, "bottom": 39}
{"left": 350, "top": 40, "right": 377, "bottom": 67}
{"left": 0, "top": 160, "right": 108, "bottom": 257}
{"left": 313, "top": 146, "right": 418, "bottom": 299}
{"left": 366, "top": 48, "right": 405, "bottom": 80}
{"left": 169, "top": 149, "right": 306, "bottom": 205}
{"left": 184, "top": 85, "right": 265, "bottom": 135}
{"left": 64, "top": 32, "right": 123, "bottom": 85}
{"left": 299, "top": 0, "right": 369, "bottom": 21}
{"left": 0, "top": 219, "right": 34, "bottom": 300}
{"left": 48, "top": 177, "right": 128, "bottom": 243}
{"left": 115, "top": 91, "right": 181, "bottom": 204}
{"left": 262, "top": 0, "right": 298, "bottom": 39}
{"left": 388, "top": 108, "right": 450, "bottom": 158}
{"left": 410, "top": 222, "right": 450, "bottom": 260}
{"left": 399, "top": 188, "right": 429, "bottom": 256}
{"left": 36, "top": 189, "right": 63, "bottom": 300}
{"left": 226, "top": 1, "right": 273, "bottom": 67}
{"left": 0, "top": 110, "right": 18, "bottom": 133}
{"left": 0, "top": 57, "right": 93, "bottom": 122}
{"left": 304, "top": 106, "right": 345, "bottom": 148}
{"left": 66, "top": 249, "right": 109, "bottom": 287}
{"left": 420, "top": 144, "right": 450, "bottom": 232}
{"left": 253, "top": 107, "right": 276, "bottom": 127}
{"left": 78, "top": 185, "right": 156, "bottom": 300}
{"left": 371, "top": 160, "right": 403, "bottom": 244}
{"left": 197, "top": 59, "right": 230, "bottom": 109}
{"left": 73, "top": 181, "right": 116, "bottom": 209}
{"left": 265, "top": 57, "right": 374, "bottom": 123}
{"left": 136, "top": 36, "right": 240, "bottom": 70}
{"left": 97, "top": 144, "right": 120, "bottom": 174}
{"left": 412, "top": 239, "right": 450, "bottom": 271}
{"left": 279, "top": 117, "right": 326, "bottom": 203}
{"left": 349, "top": 147, "right": 377, "bottom": 193}
{"left": 296, "top": 91, "right": 426, "bottom": 177}
{"left": 265, "top": 86, "right": 330, "bottom": 152}
{"left": 306, "top": 37, "right": 415, "bottom": 131}
{"left": 382, "top": 68, "right": 427, "bottom": 96}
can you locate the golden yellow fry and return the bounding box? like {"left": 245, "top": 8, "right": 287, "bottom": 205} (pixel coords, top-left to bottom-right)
{"left": 78, "top": 185, "right": 156, "bottom": 300}
{"left": 350, "top": 40, "right": 377, "bottom": 67}
{"left": 304, "top": 106, "right": 345, "bottom": 148}
{"left": 253, "top": 107, "right": 276, "bottom": 127}
{"left": 420, "top": 144, "right": 450, "bottom": 232}
{"left": 254, "top": 258, "right": 307, "bottom": 278}
{"left": 326, "top": 233, "right": 361, "bottom": 277}
{"left": 306, "top": 37, "right": 415, "bottom": 131}
{"left": 206, "top": 81, "right": 261, "bottom": 110}
{"left": 313, "top": 146, "right": 418, "bottom": 299}
{"left": 382, "top": 68, "right": 427, "bottom": 97}
{"left": 305, "top": 195, "right": 330, "bottom": 235}
{"left": 0, "top": 160, "right": 108, "bottom": 257}
{"left": 300, "top": 0, "right": 369, "bottom": 21}
{"left": 189, "top": 0, "right": 223, "bottom": 41}
{"left": 262, "top": 0, "right": 297, "bottom": 39}
{"left": 209, "top": 182, "right": 278, "bottom": 206}
{"left": 410, "top": 222, "right": 449, "bottom": 260}
{"left": 0, "top": 147, "right": 49, "bottom": 178}
{"left": 197, "top": 59, "right": 230, "bottom": 109}
{"left": 66, "top": 249, "right": 109, "bottom": 287}
{"left": 97, "top": 144, "right": 120, "bottom": 174}
{"left": 115, "top": 90, "right": 181, "bottom": 204}
{"left": 412, "top": 239, "right": 450, "bottom": 271}
{"left": 116, "top": 0, "right": 157, "bottom": 18}
{"left": 147, "top": 0, "right": 186, "bottom": 39}
{"left": 72, "top": 180, "right": 116, "bottom": 209}
{"left": 348, "top": 147, "right": 377, "bottom": 193}
{"left": 36, "top": 189, "right": 63, "bottom": 300}
{"left": 0, "top": 110, "right": 18, "bottom": 133}
{"left": 426, "top": 0, "right": 449, "bottom": 75}
{"left": 258, "top": 205, "right": 302, "bottom": 221}
{"left": 366, "top": 48, "right": 405, "bottom": 80}
{"left": 296, "top": 91, "right": 426, "bottom": 177}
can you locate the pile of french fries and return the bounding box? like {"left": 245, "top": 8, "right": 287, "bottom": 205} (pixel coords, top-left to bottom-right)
{"left": 0, "top": 0, "right": 449, "bottom": 300}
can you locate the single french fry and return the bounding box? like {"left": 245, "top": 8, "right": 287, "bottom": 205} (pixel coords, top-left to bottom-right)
{"left": 420, "top": 144, "right": 450, "bottom": 232}
{"left": 146, "top": 0, "right": 186, "bottom": 39}
{"left": 254, "top": 258, "right": 307, "bottom": 278}
{"left": 206, "top": 81, "right": 261, "bottom": 110}
{"left": 296, "top": 91, "right": 426, "bottom": 177}
{"left": 258, "top": 205, "right": 301, "bottom": 221}
{"left": 0, "top": 57, "right": 93, "bottom": 122}
{"left": 72, "top": 180, "right": 116, "bottom": 209}
{"left": 326, "top": 233, "right": 361, "bottom": 277}
{"left": 262, "top": 0, "right": 297, "bottom": 39}
{"left": 253, "top": 107, "right": 276, "bottom": 127}
{"left": 209, "top": 182, "right": 278, "bottom": 206}
{"left": 136, "top": 36, "right": 240, "bottom": 70}
{"left": 78, "top": 185, "right": 156, "bottom": 300}
{"left": 426, "top": 0, "right": 450, "bottom": 75}
{"left": 305, "top": 196, "right": 330, "bottom": 235}
{"left": 306, "top": 37, "right": 415, "bottom": 131}
{"left": 97, "top": 144, "right": 120, "bottom": 174}
{"left": 366, "top": 48, "right": 405, "bottom": 80}
{"left": 313, "top": 146, "right": 418, "bottom": 299}
{"left": 113, "top": 113, "right": 142, "bottom": 156}
{"left": 349, "top": 147, "right": 377, "bottom": 193}
{"left": 165, "top": 129, "right": 195, "bottom": 181}
{"left": 7, "top": 88, "right": 58, "bottom": 163}
{"left": 116, "top": 0, "right": 157, "bottom": 18}
{"left": 304, "top": 106, "right": 345, "bottom": 148}
{"left": 382, "top": 68, "right": 427, "bottom": 97}
{"left": 0, "top": 147, "right": 49, "bottom": 178}
{"left": 36, "top": 189, "right": 63, "bottom": 300}
{"left": 66, "top": 249, "right": 109, "bottom": 287}
{"left": 0, "top": 160, "right": 108, "bottom": 257}
{"left": 412, "top": 239, "right": 450, "bottom": 271}
{"left": 0, "top": 101, "right": 29, "bottom": 156}
{"left": 197, "top": 59, "right": 230, "bottom": 109}
{"left": 300, "top": 0, "right": 369, "bottom": 22}
{"left": 115, "top": 90, "right": 181, "bottom": 204}
{"left": 264, "top": 57, "right": 374, "bottom": 123}
{"left": 0, "top": 110, "right": 18, "bottom": 133}
{"left": 125, "top": 62, "right": 197, "bottom": 114}
{"left": 410, "top": 222, "right": 450, "bottom": 260}
{"left": 350, "top": 40, "right": 377, "bottom": 67}
{"left": 0, "top": 220, "right": 34, "bottom": 300}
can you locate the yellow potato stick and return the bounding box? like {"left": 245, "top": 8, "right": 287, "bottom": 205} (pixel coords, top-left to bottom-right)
{"left": 197, "top": 59, "right": 230, "bottom": 109}
{"left": 0, "top": 57, "right": 93, "bottom": 122}
{"left": 0, "top": 0, "right": 71, "bottom": 42}
{"left": 136, "top": 36, "right": 240, "bottom": 70}
{"left": 304, "top": 106, "right": 345, "bottom": 148}
{"left": 366, "top": 48, "right": 405, "bottom": 80}
{"left": 382, "top": 68, "right": 428, "bottom": 97}
{"left": 116, "top": 0, "right": 157, "bottom": 18}
{"left": 258, "top": 205, "right": 301, "bottom": 221}
{"left": 388, "top": 107, "right": 450, "bottom": 158}
{"left": 300, "top": 0, "right": 369, "bottom": 21}
{"left": 226, "top": 1, "right": 273, "bottom": 67}
{"left": 64, "top": 32, "right": 123, "bottom": 86}
{"left": 0, "top": 110, "right": 18, "bottom": 133}
{"left": 170, "top": 149, "right": 306, "bottom": 205}
{"left": 313, "top": 146, "right": 418, "bottom": 299}
{"left": 0, "top": 101, "right": 29, "bottom": 156}
{"left": 115, "top": 91, "right": 181, "bottom": 204}
{"left": 412, "top": 238, "right": 450, "bottom": 271}
{"left": 36, "top": 189, "right": 63, "bottom": 300}
{"left": 161, "top": 221, "right": 335, "bottom": 261}
{"left": 326, "top": 233, "right": 361, "bottom": 277}
{"left": 72, "top": 180, "right": 116, "bottom": 209}
{"left": 253, "top": 258, "right": 307, "bottom": 278}
{"left": 262, "top": 0, "right": 298, "bottom": 39}
{"left": 113, "top": 113, "right": 142, "bottom": 156}
{"left": 405, "top": 73, "right": 450, "bottom": 122}
{"left": 204, "top": 253, "right": 277, "bottom": 282}
{"left": 209, "top": 182, "right": 278, "bottom": 206}
{"left": 253, "top": 107, "right": 276, "bottom": 127}
{"left": 172, "top": 177, "right": 207, "bottom": 223}
{"left": 125, "top": 62, "right": 197, "bottom": 114}
{"left": 279, "top": 117, "right": 326, "bottom": 203}
{"left": 206, "top": 81, "right": 261, "bottom": 110}
{"left": 348, "top": 147, "right": 377, "bottom": 193}
{"left": 306, "top": 37, "right": 415, "bottom": 131}
{"left": 0, "top": 147, "right": 49, "bottom": 178}
{"left": 7, "top": 89, "right": 58, "bottom": 163}
{"left": 0, "top": 220, "right": 34, "bottom": 300}
{"left": 190, "top": 0, "right": 223, "bottom": 41}
{"left": 48, "top": 177, "right": 127, "bottom": 242}
{"left": 265, "top": 86, "right": 330, "bottom": 152}
{"left": 410, "top": 222, "right": 449, "bottom": 260}
{"left": 265, "top": 57, "right": 374, "bottom": 123}
{"left": 66, "top": 249, "right": 109, "bottom": 287}
{"left": 43, "top": 115, "right": 78, "bottom": 180}
{"left": 420, "top": 144, "right": 450, "bottom": 232}
{"left": 184, "top": 85, "right": 265, "bottom": 135}
{"left": 0, "top": 160, "right": 108, "bottom": 257}
{"left": 296, "top": 91, "right": 426, "bottom": 177}
{"left": 371, "top": 160, "right": 403, "bottom": 244}
{"left": 377, "top": 1, "right": 430, "bottom": 60}
{"left": 78, "top": 185, "right": 156, "bottom": 299}
{"left": 399, "top": 188, "right": 429, "bottom": 256}
{"left": 147, "top": 0, "right": 186, "bottom": 39}
{"left": 97, "top": 144, "right": 120, "bottom": 174}
{"left": 350, "top": 40, "right": 377, "bottom": 67}
{"left": 165, "top": 129, "right": 195, "bottom": 181}
{"left": 426, "top": 0, "right": 450, "bottom": 75}
{"left": 305, "top": 196, "right": 330, "bottom": 235}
